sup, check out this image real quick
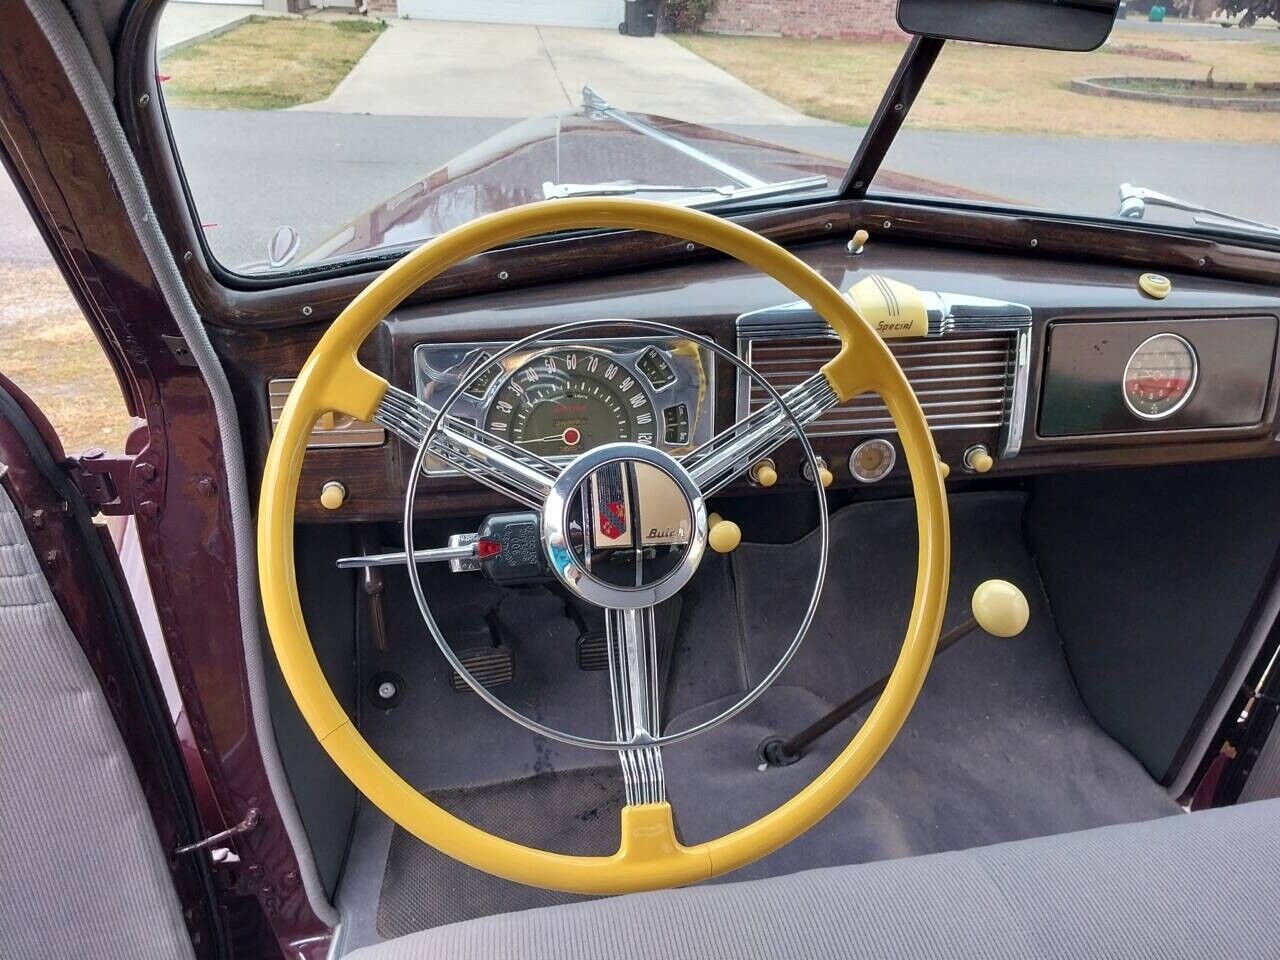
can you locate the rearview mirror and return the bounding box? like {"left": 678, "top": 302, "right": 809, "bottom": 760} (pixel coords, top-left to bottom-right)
{"left": 896, "top": 0, "right": 1119, "bottom": 52}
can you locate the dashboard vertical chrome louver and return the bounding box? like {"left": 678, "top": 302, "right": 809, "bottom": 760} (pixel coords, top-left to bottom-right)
{"left": 736, "top": 290, "right": 1033, "bottom": 458}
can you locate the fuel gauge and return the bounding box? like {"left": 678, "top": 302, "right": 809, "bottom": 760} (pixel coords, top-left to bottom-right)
{"left": 1122, "top": 333, "right": 1198, "bottom": 421}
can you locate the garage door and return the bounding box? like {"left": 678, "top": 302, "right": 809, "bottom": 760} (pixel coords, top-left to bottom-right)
{"left": 398, "top": 0, "right": 621, "bottom": 29}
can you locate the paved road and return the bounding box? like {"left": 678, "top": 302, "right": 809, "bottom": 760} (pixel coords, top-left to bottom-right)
{"left": 164, "top": 108, "right": 1280, "bottom": 268}
{"left": 7, "top": 109, "right": 1277, "bottom": 270}
{"left": 0, "top": 174, "right": 54, "bottom": 267}
{"left": 292, "top": 19, "right": 812, "bottom": 125}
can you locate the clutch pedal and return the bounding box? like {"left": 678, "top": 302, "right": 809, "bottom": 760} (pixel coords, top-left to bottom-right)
{"left": 449, "top": 645, "right": 514, "bottom": 692}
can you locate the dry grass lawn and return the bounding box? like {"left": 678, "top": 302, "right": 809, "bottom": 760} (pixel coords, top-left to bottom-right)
{"left": 675, "top": 34, "right": 1280, "bottom": 141}
{"left": 161, "top": 16, "right": 385, "bottom": 110}
{"left": 1, "top": 265, "right": 133, "bottom": 453}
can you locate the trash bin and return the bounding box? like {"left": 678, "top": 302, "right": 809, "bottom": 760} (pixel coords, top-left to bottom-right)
{"left": 620, "top": 0, "right": 658, "bottom": 36}
{"left": 1149, "top": 4, "right": 1166, "bottom": 22}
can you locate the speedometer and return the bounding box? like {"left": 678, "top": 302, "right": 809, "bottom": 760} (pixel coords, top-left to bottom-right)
{"left": 484, "top": 348, "right": 658, "bottom": 456}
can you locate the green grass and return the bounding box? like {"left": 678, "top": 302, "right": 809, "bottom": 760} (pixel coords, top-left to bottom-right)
{"left": 161, "top": 16, "right": 386, "bottom": 110}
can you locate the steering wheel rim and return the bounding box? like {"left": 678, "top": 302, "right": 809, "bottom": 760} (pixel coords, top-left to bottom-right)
{"left": 259, "top": 197, "right": 950, "bottom": 895}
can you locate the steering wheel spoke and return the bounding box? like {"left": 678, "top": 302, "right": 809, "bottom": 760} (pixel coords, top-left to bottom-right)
{"left": 606, "top": 606, "right": 666, "bottom": 806}
{"left": 684, "top": 372, "right": 840, "bottom": 497}
{"left": 376, "top": 384, "right": 558, "bottom": 508}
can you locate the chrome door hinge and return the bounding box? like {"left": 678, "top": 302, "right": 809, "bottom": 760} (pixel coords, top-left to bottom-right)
{"left": 175, "top": 807, "right": 261, "bottom": 856}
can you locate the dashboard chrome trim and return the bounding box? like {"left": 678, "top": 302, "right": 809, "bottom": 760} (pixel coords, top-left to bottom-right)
{"left": 267, "top": 378, "right": 385, "bottom": 448}
{"left": 735, "top": 290, "right": 1033, "bottom": 459}
{"left": 412, "top": 335, "right": 715, "bottom": 476}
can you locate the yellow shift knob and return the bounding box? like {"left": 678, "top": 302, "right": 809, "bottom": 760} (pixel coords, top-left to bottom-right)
{"left": 707, "top": 514, "right": 742, "bottom": 554}
{"left": 750, "top": 460, "right": 778, "bottom": 488}
{"left": 971, "top": 580, "right": 1030, "bottom": 638}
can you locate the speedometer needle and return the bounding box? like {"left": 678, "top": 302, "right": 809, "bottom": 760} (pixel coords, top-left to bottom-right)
{"left": 516, "top": 427, "right": 582, "bottom": 447}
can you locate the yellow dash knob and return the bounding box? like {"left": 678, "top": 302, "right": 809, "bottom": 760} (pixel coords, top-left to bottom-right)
{"left": 938, "top": 461, "right": 950, "bottom": 480}
{"left": 848, "top": 228, "right": 870, "bottom": 255}
{"left": 750, "top": 460, "right": 778, "bottom": 488}
{"left": 818, "top": 464, "right": 833, "bottom": 488}
{"left": 971, "top": 580, "right": 1030, "bottom": 638}
{"left": 707, "top": 516, "right": 742, "bottom": 554}
{"left": 1138, "top": 272, "right": 1171, "bottom": 300}
{"left": 964, "top": 445, "right": 993, "bottom": 474}
{"left": 319, "top": 480, "right": 347, "bottom": 511}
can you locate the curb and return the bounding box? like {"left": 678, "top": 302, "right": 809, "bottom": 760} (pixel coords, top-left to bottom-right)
{"left": 159, "top": 13, "right": 254, "bottom": 58}
{"left": 1069, "top": 76, "right": 1280, "bottom": 112}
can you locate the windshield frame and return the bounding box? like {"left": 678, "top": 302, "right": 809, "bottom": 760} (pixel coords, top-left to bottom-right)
{"left": 125, "top": 0, "right": 1279, "bottom": 303}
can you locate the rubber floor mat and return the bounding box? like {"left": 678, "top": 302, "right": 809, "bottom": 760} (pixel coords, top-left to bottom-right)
{"left": 376, "top": 767, "right": 623, "bottom": 936}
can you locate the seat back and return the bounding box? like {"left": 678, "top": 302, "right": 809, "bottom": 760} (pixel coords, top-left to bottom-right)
{"left": 0, "top": 485, "right": 195, "bottom": 960}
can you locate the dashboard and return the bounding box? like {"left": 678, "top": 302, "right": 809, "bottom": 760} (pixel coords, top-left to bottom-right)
{"left": 246, "top": 235, "right": 1280, "bottom": 522}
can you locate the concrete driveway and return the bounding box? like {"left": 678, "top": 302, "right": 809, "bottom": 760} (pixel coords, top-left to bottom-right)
{"left": 294, "top": 19, "right": 817, "bottom": 125}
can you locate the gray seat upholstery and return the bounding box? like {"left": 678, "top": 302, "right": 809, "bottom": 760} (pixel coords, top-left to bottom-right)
{"left": 0, "top": 487, "right": 195, "bottom": 960}
{"left": 348, "top": 798, "right": 1279, "bottom": 960}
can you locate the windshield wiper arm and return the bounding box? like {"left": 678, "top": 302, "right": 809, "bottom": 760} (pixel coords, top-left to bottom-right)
{"left": 1118, "top": 182, "right": 1280, "bottom": 236}
{"left": 541, "top": 175, "right": 829, "bottom": 209}
{"left": 543, "top": 181, "right": 737, "bottom": 199}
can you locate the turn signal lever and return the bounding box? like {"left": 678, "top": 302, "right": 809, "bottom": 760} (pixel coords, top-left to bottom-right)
{"left": 759, "top": 580, "right": 1030, "bottom": 768}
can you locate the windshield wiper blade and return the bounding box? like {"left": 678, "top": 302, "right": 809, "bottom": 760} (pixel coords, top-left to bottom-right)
{"left": 541, "top": 175, "right": 829, "bottom": 209}
{"left": 1118, "top": 182, "right": 1280, "bottom": 236}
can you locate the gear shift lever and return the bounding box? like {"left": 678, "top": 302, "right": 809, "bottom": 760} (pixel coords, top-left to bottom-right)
{"left": 759, "top": 580, "right": 1030, "bottom": 768}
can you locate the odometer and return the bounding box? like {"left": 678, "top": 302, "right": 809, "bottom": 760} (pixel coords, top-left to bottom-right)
{"left": 484, "top": 348, "right": 658, "bottom": 456}
{"left": 1122, "top": 333, "right": 1198, "bottom": 421}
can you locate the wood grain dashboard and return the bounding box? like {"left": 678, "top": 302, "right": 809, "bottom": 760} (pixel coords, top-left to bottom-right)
{"left": 211, "top": 236, "right": 1280, "bottom": 522}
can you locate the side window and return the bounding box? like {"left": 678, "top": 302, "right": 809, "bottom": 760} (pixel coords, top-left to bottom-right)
{"left": 1, "top": 169, "right": 132, "bottom": 453}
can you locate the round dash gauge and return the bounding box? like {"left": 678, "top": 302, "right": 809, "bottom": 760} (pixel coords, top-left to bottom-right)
{"left": 1122, "top": 333, "right": 1198, "bottom": 421}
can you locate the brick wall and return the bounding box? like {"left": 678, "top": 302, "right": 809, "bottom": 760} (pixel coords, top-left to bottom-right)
{"left": 702, "top": 0, "right": 906, "bottom": 40}
{"left": 367, "top": 0, "right": 396, "bottom": 13}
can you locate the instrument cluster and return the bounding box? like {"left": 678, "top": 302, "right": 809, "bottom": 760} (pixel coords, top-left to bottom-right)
{"left": 412, "top": 337, "right": 715, "bottom": 475}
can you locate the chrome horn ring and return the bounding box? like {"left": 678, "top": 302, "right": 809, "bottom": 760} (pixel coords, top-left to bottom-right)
{"left": 402, "top": 317, "right": 830, "bottom": 751}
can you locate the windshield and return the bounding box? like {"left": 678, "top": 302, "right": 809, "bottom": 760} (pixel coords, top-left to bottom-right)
{"left": 157, "top": 4, "right": 1278, "bottom": 276}
{"left": 157, "top": 6, "right": 906, "bottom": 274}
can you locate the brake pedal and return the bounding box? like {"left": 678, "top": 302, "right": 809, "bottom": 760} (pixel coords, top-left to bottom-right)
{"left": 449, "top": 646, "right": 514, "bottom": 692}
{"left": 576, "top": 631, "right": 609, "bottom": 671}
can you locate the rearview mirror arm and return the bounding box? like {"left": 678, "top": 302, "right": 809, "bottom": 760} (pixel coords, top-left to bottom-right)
{"left": 839, "top": 34, "right": 945, "bottom": 200}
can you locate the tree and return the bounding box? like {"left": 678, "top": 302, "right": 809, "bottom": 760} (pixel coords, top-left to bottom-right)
{"left": 1214, "top": 0, "right": 1280, "bottom": 26}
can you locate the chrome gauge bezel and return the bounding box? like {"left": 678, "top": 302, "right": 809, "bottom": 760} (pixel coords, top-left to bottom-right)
{"left": 1121, "top": 332, "right": 1199, "bottom": 422}
{"left": 412, "top": 336, "right": 714, "bottom": 475}
{"left": 848, "top": 437, "right": 897, "bottom": 483}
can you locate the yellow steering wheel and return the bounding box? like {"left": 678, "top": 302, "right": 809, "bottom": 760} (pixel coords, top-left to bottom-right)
{"left": 258, "top": 198, "right": 950, "bottom": 895}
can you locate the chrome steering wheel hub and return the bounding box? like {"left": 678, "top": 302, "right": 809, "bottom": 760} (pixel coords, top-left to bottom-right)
{"left": 543, "top": 442, "right": 708, "bottom": 609}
